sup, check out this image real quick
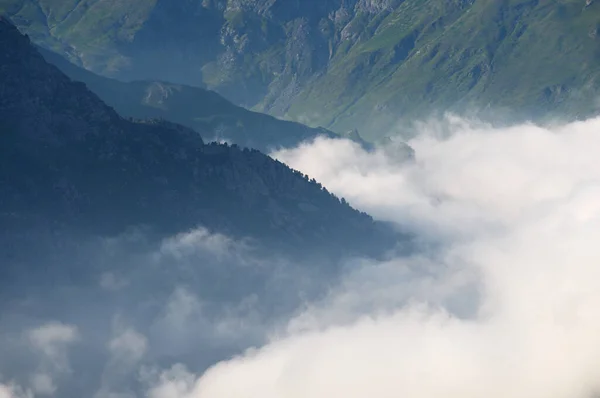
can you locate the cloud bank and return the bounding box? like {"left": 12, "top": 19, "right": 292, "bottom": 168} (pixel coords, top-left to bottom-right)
{"left": 4, "top": 114, "right": 600, "bottom": 398}
{"left": 143, "top": 114, "right": 600, "bottom": 398}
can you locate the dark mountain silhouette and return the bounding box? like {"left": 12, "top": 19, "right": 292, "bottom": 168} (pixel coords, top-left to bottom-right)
{"left": 0, "top": 17, "right": 400, "bottom": 265}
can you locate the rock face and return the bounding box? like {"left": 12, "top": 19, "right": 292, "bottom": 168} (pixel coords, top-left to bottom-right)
{"left": 0, "top": 17, "right": 397, "bottom": 260}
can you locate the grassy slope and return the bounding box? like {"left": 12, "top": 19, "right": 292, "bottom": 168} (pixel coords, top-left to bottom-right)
{"left": 3, "top": 0, "right": 156, "bottom": 70}
{"left": 285, "top": 0, "right": 600, "bottom": 139}
{"left": 4, "top": 0, "right": 600, "bottom": 140}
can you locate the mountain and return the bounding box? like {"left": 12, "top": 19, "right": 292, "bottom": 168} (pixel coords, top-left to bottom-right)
{"left": 37, "top": 46, "right": 337, "bottom": 152}
{"left": 3, "top": 0, "right": 600, "bottom": 139}
{"left": 0, "top": 16, "right": 398, "bottom": 261}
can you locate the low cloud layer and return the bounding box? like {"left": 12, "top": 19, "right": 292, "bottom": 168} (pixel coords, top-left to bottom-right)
{"left": 0, "top": 225, "right": 328, "bottom": 397}
{"left": 4, "top": 114, "right": 600, "bottom": 398}
{"left": 146, "top": 114, "right": 600, "bottom": 398}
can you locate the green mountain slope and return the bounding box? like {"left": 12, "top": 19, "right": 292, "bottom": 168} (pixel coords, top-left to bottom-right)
{"left": 37, "top": 46, "right": 336, "bottom": 152}
{"left": 3, "top": 0, "right": 600, "bottom": 140}
{"left": 290, "top": 0, "right": 600, "bottom": 138}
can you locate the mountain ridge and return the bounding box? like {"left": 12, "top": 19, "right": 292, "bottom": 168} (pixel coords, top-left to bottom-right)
{"left": 36, "top": 45, "right": 339, "bottom": 152}
{"left": 0, "top": 16, "right": 399, "bottom": 260}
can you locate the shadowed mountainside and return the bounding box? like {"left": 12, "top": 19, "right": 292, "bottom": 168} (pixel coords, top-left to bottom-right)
{"left": 0, "top": 17, "right": 400, "bottom": 264}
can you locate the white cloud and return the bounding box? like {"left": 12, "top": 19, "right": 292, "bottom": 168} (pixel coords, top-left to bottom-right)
{"left": 274, "top": 116, "right": 600, "bottom": 239}
{"left": 145, "top": 365, "right": 197, "bottom": 398}
{"left": 27, "top": 323, "right": 79, "bottom": 354}
{"left": 0, "top": 383, "right": 32, "bottom": 398}
{"left": 159, "top": 228, "right": 240, "bottom": 260}
{"left": 6, "top": 113, "right": 600, "bottom": 398}
{"left": 0, "top": 385, "right": 10, "bottom": 398}
{"left": 159, "top": 287, "right": 204, "bottom": 334}
{"left": 99, "top": 272, "right": 130, "bottom": 291}
{"left": 94, "top": 323, "right": 149, "bottom": 398}
{"left": 151, "top": 287, "right": 263, "bottom": 353}
{"left": 93, "top": 392, "right": 136, "bottom": 398}
{"left": 142, "top": 114, "right": 600, "bottom": 398}
{"left": 26, "top": 322, "right": 79, "bottom": 373}
{"left": 108, "top": 328, "right": 148, "bottom": 366}
{"left": 29, "top": 373, "right": 56, "bottom": 396}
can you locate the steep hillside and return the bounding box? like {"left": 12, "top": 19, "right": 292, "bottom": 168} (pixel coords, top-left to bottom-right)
{"left": 0, "top": 17, "right": 396, "bottom": 259}
{"left": 288, "top": 0, "right": 600, "bottom": 138}
{"left": 4, "top": 0, "right": 599, "bottom": 139}
{"left": 38, "top": 47, "right": 336, "bottom": 152}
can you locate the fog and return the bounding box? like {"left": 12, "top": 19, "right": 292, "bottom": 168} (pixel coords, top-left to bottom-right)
{"left": 4, "top": 114, "right": 600, "bottom": 398}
